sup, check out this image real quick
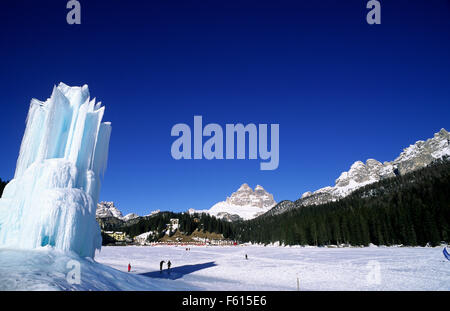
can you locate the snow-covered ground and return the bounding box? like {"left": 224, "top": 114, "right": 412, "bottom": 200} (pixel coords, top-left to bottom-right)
{"left": 0, "top": 246, "right": 197, "bottom": 291}
{"left": 1, "top": 245, "right": 448, "bottom": 291}
{"left": 95, "top": 245, "right": 450, "bottom": 291}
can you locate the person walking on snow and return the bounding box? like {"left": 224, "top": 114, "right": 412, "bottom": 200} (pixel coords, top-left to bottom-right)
{"left": 167, "top": 260, "right": 172, "bottom": 274}
{"left": 128, "top": 263, "right": 131, "bottom": 272}
{"left": 160, "top": 260, "right": 165, "bottom": 273}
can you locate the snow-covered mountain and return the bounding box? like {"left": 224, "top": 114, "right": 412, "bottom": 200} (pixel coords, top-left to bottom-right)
{"left": 146, "top": 210, "right": 160, "bottom": 217}
{"left": 189, "top": 184, "right": 276, "bottom": 221}
{"left": 122, "top": 213, "right": 139, "bottom": 222}
{"left": 96, "top": 202, "right": 140, "bottom": 222}
{"left": 268, "top": 128, "right": 450, "bottom": 216}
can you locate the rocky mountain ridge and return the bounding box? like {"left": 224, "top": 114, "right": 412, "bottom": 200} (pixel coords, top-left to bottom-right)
{"left": 267, "top": 128, "right": 450, "bottom": 216}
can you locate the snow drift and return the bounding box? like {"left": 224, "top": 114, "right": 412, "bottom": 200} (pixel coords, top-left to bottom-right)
{"left": 0, "top": 83, "right": 111, "bottom": 258}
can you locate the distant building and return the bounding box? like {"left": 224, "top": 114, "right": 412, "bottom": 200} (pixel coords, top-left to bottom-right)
{"left": 104, "top": 231, "right": 126, "bottom": 242}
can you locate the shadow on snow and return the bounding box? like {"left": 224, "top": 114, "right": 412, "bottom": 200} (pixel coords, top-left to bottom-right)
{"left": 139, "top": 261, "right": 217, "bottom": 280}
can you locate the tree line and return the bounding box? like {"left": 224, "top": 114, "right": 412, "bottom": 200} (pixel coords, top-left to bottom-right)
{"left": 105, "top": 159, "right": 449, "bottom": 247}
{"left": 232, "top": 159, "right": 450, "bottom": 247}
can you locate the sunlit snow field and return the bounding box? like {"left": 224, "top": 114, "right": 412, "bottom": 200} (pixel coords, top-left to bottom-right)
{"left": 0, "top": 245, "right": 448, "bottom": 290}
{"left": 95, "top": 245, "right": 450, "bottom": 291}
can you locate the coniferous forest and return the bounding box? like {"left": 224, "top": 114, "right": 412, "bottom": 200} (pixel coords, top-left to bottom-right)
{"left": 3, "top": 160, "right": 449, "bottom": 247}
{"left": 233, "top": 159, "right": 450, "bottom": 247}
{"left": 123, "top": 211, "right": 234, "bottom": 240}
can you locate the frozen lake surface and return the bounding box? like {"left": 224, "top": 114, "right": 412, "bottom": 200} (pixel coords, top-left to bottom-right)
{"left": 0, "top": 245, "right": 448, "bottom": 290}
{"left": 95, "top": 245, "right": 450, "bottom": 291}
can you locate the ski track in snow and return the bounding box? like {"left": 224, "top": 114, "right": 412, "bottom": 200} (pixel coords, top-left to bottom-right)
{"left": 95, "top": 245, "right": 450, "bottom": 291}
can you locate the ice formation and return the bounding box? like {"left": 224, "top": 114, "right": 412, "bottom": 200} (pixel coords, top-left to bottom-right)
{"left": 0, "top": 83, "right": 111, "bottom": 258}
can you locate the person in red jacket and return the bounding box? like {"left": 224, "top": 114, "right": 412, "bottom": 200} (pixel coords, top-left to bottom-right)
{"left": 128, "top": 263, "right": 131, "bottom": 272}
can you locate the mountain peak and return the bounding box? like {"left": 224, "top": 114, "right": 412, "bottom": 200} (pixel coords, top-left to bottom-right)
{"left": 96, "top": 202, "right": 140, "bottom": 221}
{"left": 96, "top": 201, "right": 123, "bottom": 219}
{"left": 438, "top": 128, "right": 448, "bottom": 136}
{"left": 189, "top": 184, "right": 276, "bottom": 221}
{"left": 238, "top": 183, "right": 252, "bottom": 191}
{"left": 255, "top": 185, "right": 265, "bottom": 191}
{"left": 350, "top": 161, "right": 365, "bottom": 169}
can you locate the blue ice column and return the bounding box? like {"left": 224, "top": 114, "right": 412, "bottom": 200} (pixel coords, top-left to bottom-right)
{"left": 0, "top": 83, "right": 111, "bottom": 258}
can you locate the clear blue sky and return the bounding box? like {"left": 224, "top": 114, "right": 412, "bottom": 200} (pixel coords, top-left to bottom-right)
{"left": 0, "top": 0, "right": 449, "bottom": 215}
